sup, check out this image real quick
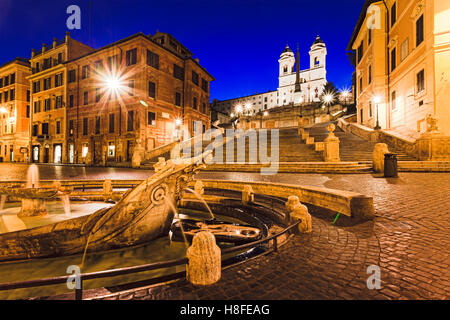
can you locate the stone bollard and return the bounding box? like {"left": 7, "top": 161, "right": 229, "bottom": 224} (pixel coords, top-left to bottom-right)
{"left": 285, "top": 195, "right": 312, "bottom": 233}
{"left": 372, "top": 143, "right": 389, "bottom": 173}
{"left": 242, "top": 185, "right": 254, "bottom": 204}
{"left": 186, "top": 231, "right": 221, "bottom": 286}
{"left": 323, "top": 123, "right": 340, "bottom": 162}
{"left": 194, "top": 180, "right": 204, "bottom": 195}
{"left": 103, "top": 179, "right": 113, "bottom": 197}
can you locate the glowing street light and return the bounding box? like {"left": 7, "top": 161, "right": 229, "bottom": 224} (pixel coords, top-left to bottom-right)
{"left": 323, "top": 93, "right": 334, "bottom": 114}
{"left": 175, "top": 118, "right": 182, "bottom": 126}
{"left": 235, "top": 105, "right": 243, "bottom": 114}
{"left": 263, "top": 111, "right": 268, "bottom": 117}
{"left": 373, "top": 95, "right": 382, "bottom": 130}
{"left": 0, "top": 107, "right": 7, "bottom": 114}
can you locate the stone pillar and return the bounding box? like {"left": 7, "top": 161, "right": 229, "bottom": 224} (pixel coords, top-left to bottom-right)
{"left": 372, "top": 143, "right": 389, "bottom": 173}
{"left": 242, "top": 185, "right": 254, "bottom": 204}
{"left": 323, "top": 123, "right": 340, "bottom": 162}
{"left": 186, "top": 231, "right": 221, "bottom": 286}
{"left": 285, "top": 195, "right": 312, "bottom": 233}
{"left": 19, "top": 198, "right": 47, "bottom": 217}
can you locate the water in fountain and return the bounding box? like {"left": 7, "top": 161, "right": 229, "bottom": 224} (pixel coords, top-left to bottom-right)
{"left": 60, "top": 195, "right": 71, "bottom": 216}
{"left": 0, "top": 195, "right": 27, "bottom": 233}
{"left": 26, "top": 164, "right": 40, "bottom": 189}
{"left": 184, "top": 188, "right": 215, "bottom": 221}
{"left": 164, "top": 196, "right": 189, "bottom": 247}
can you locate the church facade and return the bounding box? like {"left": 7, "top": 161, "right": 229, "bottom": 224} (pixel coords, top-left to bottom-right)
{"left": 212, "top": 36, "right": 328, "bottom": 117}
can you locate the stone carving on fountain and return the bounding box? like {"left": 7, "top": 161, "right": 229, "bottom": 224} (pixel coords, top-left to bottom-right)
{"left": 0, "top": 152, "right": 209, "bottom": 262}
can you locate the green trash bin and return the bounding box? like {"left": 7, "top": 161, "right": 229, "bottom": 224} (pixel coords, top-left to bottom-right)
{"left": 384, "top": 153, "right": 398, "bottom": 177}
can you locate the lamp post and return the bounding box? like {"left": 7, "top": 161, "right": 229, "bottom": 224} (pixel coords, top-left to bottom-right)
{"left": 341, "top": 90, "right": 349, "bottom": 114}
{"left": 323, "top": 94, "right": 333, "bottom": 115}
{"left": 373, "top": 96, "right": 381, "bottom": 130}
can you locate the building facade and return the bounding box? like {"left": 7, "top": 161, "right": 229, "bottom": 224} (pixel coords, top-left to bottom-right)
{"left": 0, "top": 58, "right": 31, "bottom": 162}
{"left": 348, "top": 0, "right": 450, "bottom": 136}
{"left": 213, "top": 36, "right": 327, "bottom": 117}
{"left": 27, "top": 32, "right": 94, "bottom": 164}
{"left": 64, "top": 32, "right": 213, "bottom": 165}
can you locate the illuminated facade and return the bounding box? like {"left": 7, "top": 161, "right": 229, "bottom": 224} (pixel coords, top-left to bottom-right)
{"left": 27, "top": 32, "right": 93, "bottom": 163}
{"left": 213, "top": 37, "right": 327, "bottom": 117}
{"left": 65, "top": 32, "right": 213, "bottom": 165}
{"left": 348, "top": 0, "right": 450, "bottom": 136}
{"left": 0, "top": 58, "right": 31, "bottom": 162}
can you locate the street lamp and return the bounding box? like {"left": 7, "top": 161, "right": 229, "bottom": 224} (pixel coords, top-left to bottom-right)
{"left": 341, "top": 90, "right": 349, "bottom": 113}
{"left": 323, "top": 93, "right": 333, "bottom": 114}
{"left": 373, "top": 96, "right": 381, "bottom": 130}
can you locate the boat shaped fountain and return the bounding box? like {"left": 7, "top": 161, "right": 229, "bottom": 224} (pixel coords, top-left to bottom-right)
{"left": 0, "top": 155, "right": 207, "bottom": 262}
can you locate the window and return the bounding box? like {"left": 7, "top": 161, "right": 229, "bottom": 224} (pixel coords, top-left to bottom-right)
{"left": 55, "top": 73, "right": 63, "bottom": 87}
{"left": 175, "top": 92, "right": 181, "bottom": 106}
{"left": 32, "top": 124, "right": 38, "bottom": 136}
{"left": 127, "top": 111, "right": 134, "bottom": 131}
{"left": 417, "top": 69, "right": 425, "bottom": 93}
{"left": 416, "top": 15, "right": 424, "bottom": 47}
{"left": 68, "top": 70, "right": 76, "bottom": 83}
{"left": 34, "top": 101, "right": 41, "bottom": 113}
{"left": 368, "top": 65, "right": 372, "bottom": 84}
{"left": 10, "top": 73, "right": 15, "bottom": 84}
{"left": 83, "top": 91, "right": 88, "bottom": 105}
{"left": 10, "top": 89, "right": 14, "bottom": 100}
{"left": 369, "top": 101, "right": 373, "bottom": 117}
{"left": 69, "top": 120, "right": 74, "bottom": 136}
{"left": 201, "top": 79, "right": 208, "bottom": 92}
{"left": 82, "top": 144, "right": 88, "bottom": 158}
{"left": 83, "top": 118, "right": 88, "bottom": 135}
{"left": 26, "top": 105, "right": 30, "bottom": 118}
{"left": 359, "top": 77, "right": 363, "bottom": 94}
{"left": 146, "top": 50, "right": 159, "bottom": 69}
{"left": 126, "top": 48, "right": 137, "bottom": 66}
{"left": 391, "top": 91, "right": 396, "bottom": 110}
{"left": 42, "top": 123, "right": 49, "bottom": 135}
{"left": 128, "top": 80, "right": 134, "bottom": 96}
{"left": 55, "top": 96, "right": 63, "bottom": 109}
{"left": 193, "top": 97, "right": 197, "bottom": 110}
{"left": 148, "top": 81, "right": 156, "bottom": 98}
{"left": 69, "top": 95, "right": 74, "bottom": 108}
{"left": 368, "top": 28, "right": 372, "bottom": 44}
{"left": 44, "top": 98, "right": 51, "bottom": 111}
{"left": 391, "top": 48, "right": 396, "bottom": 71}
{"left": 33, "top": 81, "right": 40, "bottom": 93}
{"left": 95, "top": 116, "right": 101, "bottom": 134}
{"left": 82, "top": 65, "right": 90, "bottom": 79}
{"left": 192, "top": 71, "right": 199, "bottom": 86}
{"left": 107, "top": 55, "right": 118, "bottom": 70}
{"left": 109, "top": 114, "right": 115, "bottom": 133}
{"left": 56, "top": 121, "right": 61, "bottom": 134}
{"left": 173, "top": 64, "right": 184, "bottom": 80}
{"left": 202, "top": 103, "right": 206, "bottom": 113}
{"left": 57, "top": 53, "right": 63, "bottom": 64}
{"left": 43, "top": 77, "right": 51, "bottom": 90}
{"left": 94, "top": 60, "right": 103, "bottom": 72}
{"left": 95, "top": 88, "right": 101, "bottom": 102}
{"left": 148, "top": 111, "right": 156, "bottom": 126}
{"left": 400, "top": 38, "right": 409, "bottom": 62}
{"left": 108, "top": 143, "right": 115, "bottom": 156}
{"left": 4, "top": 76, "right": 9, "bottom": 86}
{"left": 357, "top": 41, "right": 364, "bottom": 63}
{"left": 391, "top": 2, "right": 397, "bottom": 27}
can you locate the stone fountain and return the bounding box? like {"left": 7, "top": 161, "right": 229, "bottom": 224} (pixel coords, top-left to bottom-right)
{"left": 0, "top": 165, "right": 68, "bottom": 217}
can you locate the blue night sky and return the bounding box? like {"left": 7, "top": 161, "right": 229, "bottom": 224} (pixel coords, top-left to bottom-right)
{"left": 0, "top": 0, "right": 363, "bottom": 101}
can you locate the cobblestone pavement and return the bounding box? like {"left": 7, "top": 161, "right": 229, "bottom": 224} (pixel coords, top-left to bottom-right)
{"left": 95, "top": 172, "right": 450, "bottom": 300}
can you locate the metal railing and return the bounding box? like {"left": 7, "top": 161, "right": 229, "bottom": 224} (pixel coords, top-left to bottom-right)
{"left": 0, "top": 221, "right": 299, "bottom": 300}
